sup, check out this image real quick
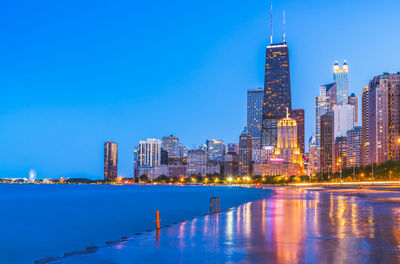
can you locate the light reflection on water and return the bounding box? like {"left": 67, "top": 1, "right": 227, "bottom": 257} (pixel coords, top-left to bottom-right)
{"left": 175, "top": 188, "right": 400, "bottom": 263}
{"left": 59, "top": 188, "right": 400, "bottom": 264}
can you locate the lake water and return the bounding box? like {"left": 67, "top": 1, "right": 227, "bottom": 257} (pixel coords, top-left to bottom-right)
{"left": 0, "top": 184, "right": 271, "bottom": 263}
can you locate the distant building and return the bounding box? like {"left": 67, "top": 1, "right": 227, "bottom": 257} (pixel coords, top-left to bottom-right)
{"left": 333, "top": 136, "right": 347, "bottom": 173}
{"left": 316, "top": 84, "right": 332, "bottom": 147}
{"left": 333, "top": 103, "right": 355, "bottom": 138}
{"left": 247, "top": 88, "right": 264, "bottom": 149}
{"left": 162, "top": 135, "right": 180, "bottom": 164}
{"left": 239, "top": 127, "right": 252, "bottom": 175}
{"left": 138, "top": 138, "right": 162, "bottom": 167}
{"left": 206, "top": 139, "right": 226, "bottom": 162}
{"left": 361, "top": 86, "right": 370, "bottom": 166}
{"left": 178, "top": 144, "right": 189, "bottom": 162}
{"left": 187, "top": 150, "right": 208, "bottom": 176}
{"left": 347, "top": 126, "right": 362, "bottom": 167}
{"left": 291, "top": 109, "right": 305, "bottom": 155}
{"left": 224, "top": 152, "right": 239, "bottom": 175}
{"left": 368, "top": 73, "right": 400, "bottom": 164}
{"left": 253, "top": 162, "right": 300, "bottom": 177}
{"left": 274, "top": 111, "right": 302, "bottom": 166}
{"left": 168, "top": 165, "right": 187, "bottom": 179}
{"left": 227, "top": 143, "right": 239, "bottom": 154}
{"left": 308, "top": 136, "right": 319, "bottom": 176}
{"left": 320, "top": 112, "right": 333, "bottom": 175}
{"left": 333, "top": 60, "right": 349, "bottom": 104}
{"left": 348, "top": 93, "right": 358, "bottom": 124}
{"left": 199, "top": 144, "right": 207, "bottom": 152}
{"left": 104, "top": 141, "right": 118, "bottom": 180}
{"left": 136, "top": 165, "right": 168, "bottom": 180}
{"left": 262, "top": 42, "right": 292, "bottom": 147}
{"left": 161, "top": 148, "right": 169, "bottom": 165}
{"left": 207, "top": 164, "right": 221, "bottom": 175}
{"left": 252, "top": 146, "right": 274, "bottom": 164}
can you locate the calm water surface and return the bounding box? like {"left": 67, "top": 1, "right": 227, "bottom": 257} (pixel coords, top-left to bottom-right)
{"left": 56, "top": 187, "right": 400, "bottom": 264}
{"left": 0, "top": 184, "right": 270, "bottom": 263}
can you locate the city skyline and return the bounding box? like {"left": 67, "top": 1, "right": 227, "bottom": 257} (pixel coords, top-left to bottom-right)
{"left": 1, "top": 0, "right": 400, "bottom": 179}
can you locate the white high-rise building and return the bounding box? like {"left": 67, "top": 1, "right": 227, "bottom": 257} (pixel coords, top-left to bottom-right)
{"left": 138, "top": 138, "right": 162, "bottom": 167}
{"left": 333, "top": 104, "right": 355, "bottom": 138}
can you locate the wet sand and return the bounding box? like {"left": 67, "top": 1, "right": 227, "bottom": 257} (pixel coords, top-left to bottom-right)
{"left": 49, "top": 187, "right": 400, "bottom": 264}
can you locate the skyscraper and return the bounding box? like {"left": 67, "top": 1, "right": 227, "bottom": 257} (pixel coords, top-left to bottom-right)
{"left": 333, "top": 103, "right": 355, "bottom": 138}
{"left": 368, "top": 73, "right": 400, "bottom": 164}
{"left": 187, "top": 150, "right": 208, "bottom": 176}
{"left": 315, "top": 84, "right": 332, "bottom": 147}
{"left": 161, "top": 135, "right": 180, "bottom": 164}
{"left": 347, "top": 126, "right": 362, "bottom": 167}
{"left": 104, "top": 141, "right": 118, "bottom": 180}
{"left": 361, "top": 86, "right": 370, "bottom": 166}
{"left": 291, "top": 109, "right": 305, "bottom": 155}
{"left": 247, "top": 88, "right": 264, "bottom": 149}
{"left": 333, "top": 61, "right": 349, "bottom": 104}
{"left": 262, "top": 42, "right": 292, "bottom": 147}
{"left": 333, "top": 136, "right": 347, "bottom": 173}
{"left": 239, "top": 127, "right": 252, "bottom": 175}
{"left": 138, "top": 138, "right": 162, "bottom": 167}
{"left": 307, "top": 136, "right": 319, "bottom": 176}
{"left": 274, "top": 110, "right": 302, "bottom": 166}
{"left": 320, "top": 112, "right": 333, "bottom": 176}
{"left": 348, "top": 93, "right": 358, "bottom": 124}
{"left": 206, "top": 139, "right": 226, "bottom": 162}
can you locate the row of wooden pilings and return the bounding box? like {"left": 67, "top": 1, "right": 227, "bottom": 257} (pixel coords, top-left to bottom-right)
{"left": 155, "top": 197, "right": 220, "bottom": 230}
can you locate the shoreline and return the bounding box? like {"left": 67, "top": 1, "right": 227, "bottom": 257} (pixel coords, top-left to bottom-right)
{"left": 47, "top": 185, "right": 400, "bottom": 264}
{"left": 34, "top": 186, "right": 273, "bottom": 264}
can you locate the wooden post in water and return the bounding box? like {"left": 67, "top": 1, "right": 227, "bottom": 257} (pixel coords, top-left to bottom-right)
{"left": 210, "top": 197, "right": 220, "bottom": 213}
{"left": 155, "top": 210, "right": 161, "bottom": 230}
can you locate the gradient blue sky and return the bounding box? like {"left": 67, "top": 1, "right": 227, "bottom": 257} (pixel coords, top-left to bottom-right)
{"left": 1, "top": 0, "right": 399, "bottom": 179}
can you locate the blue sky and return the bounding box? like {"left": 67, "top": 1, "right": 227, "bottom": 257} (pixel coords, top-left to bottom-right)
{"left": 1, "top": 0, "right": 399, "bottom": 179}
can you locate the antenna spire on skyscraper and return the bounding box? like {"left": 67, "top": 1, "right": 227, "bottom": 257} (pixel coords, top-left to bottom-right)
{"left": 283, "top": 10, "right": 286, "bottom": 43}
{"left": 270, "top": 3, "right": 273, "bottom": 44}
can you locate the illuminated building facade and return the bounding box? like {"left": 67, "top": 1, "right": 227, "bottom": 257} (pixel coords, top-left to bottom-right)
{"left": 138, "top": 138, "right": 162, "bottom": 167}
{"left": 291, "top": 109, "right": 305, "bottom": 155}
{"left": 262, "top": 42, "right": 292, "bottom": 147}
{"left": 274, "top": 111, "right": 302, "bottom": 166}
{"left": 316, "top": 83, "right": 335, "bottom": 146}
{"left": 227, "top": 143, "right": 239, "bottom": 154}
{"left": 308, "top": 136, "right": 319, "bottom": 176}
{"left": 368, "top": 73, "right": 400, "bottom": 164}
{"left": 320, "top": 112, "right": 333, "bottom": 175}
{"left": 104, "top": 141, "right": 118, "bottom": 180}
{"left": 247, "top": 88, "right": 264, "bottom": 149}
{"left": 333, "top": 60, "right": 349, "bottom": 104}
{"left": 187, "top": 150, "right": 208, "bottom": 176}
{"left": 348, "top": 93, "right": 358, "bottom": 124}
{"left": 361, "top": 87, "right": 370, "bottom": 166}
{"left": 253, "top": 162, "right": 300, "bottom": 177}
{"left": 346, "top": 126, "right": 362, "bottom": 167}
{"left": 168, "top": 165, "right": 187, "bottom": 179}
{"left": 252, "top": 146, "right": 275, "bottom": 164}
{"left": 162, "top": 135, "right": 180, "bottom": 164}
{"left": 333, "top": 103, "right": 355, "bottom": 138}
{"left": 333, "top": 136, "right": 347, "bottom": 173}
{"left": 206, "top": 139, "right": 226, "bottom": 162}
{"left": 239, "top": 127, "right": 252, "bottom": 175}
{"left": 223, "top": 152, "right": 239, "bottom": 175}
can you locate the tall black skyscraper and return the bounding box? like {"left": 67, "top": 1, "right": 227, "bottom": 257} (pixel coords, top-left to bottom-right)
{"left": 104, "top": 141, "right": 118, "bottom": 180}
{"left": 262, "top": 11, "right": 292, "bottom": 147}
